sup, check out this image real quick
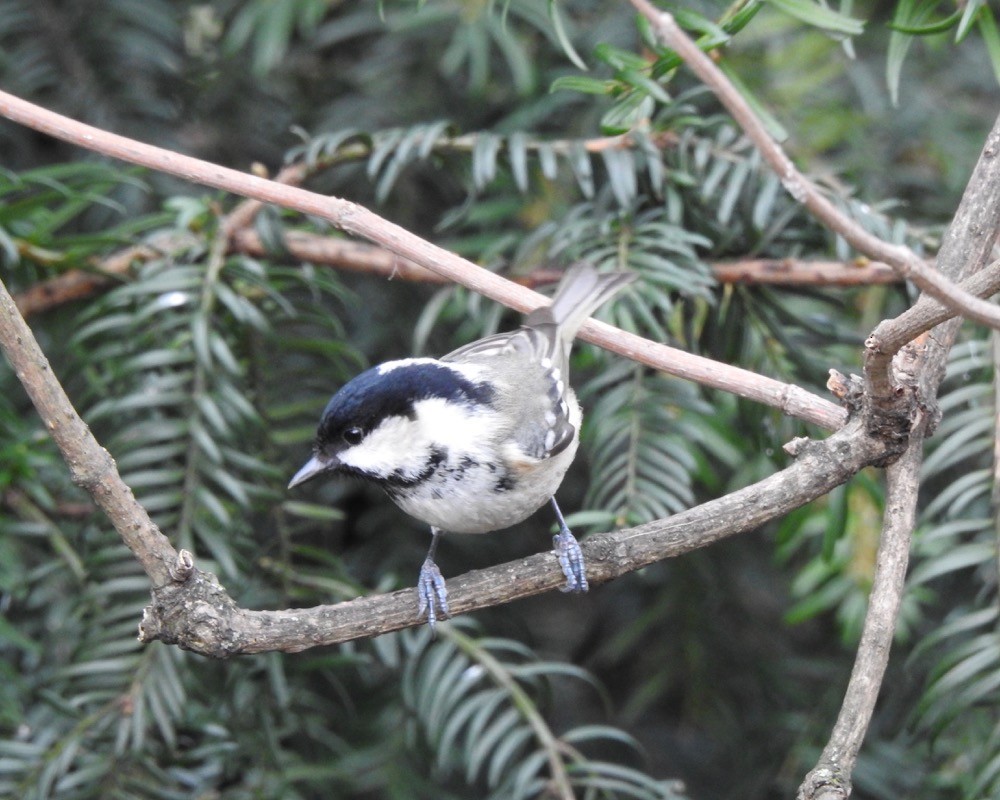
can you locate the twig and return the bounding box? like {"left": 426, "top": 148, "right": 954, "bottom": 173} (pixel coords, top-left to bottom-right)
{"left": 234, "top": 230, "right": 904, "bottom": 286}
{"left": 0, "top": 89, "right": 847, "bottom": 431}
{"left": 626, "top": 0, "right": 1000, "bottom": 331}
{"left": 795, "top": 88, "right": 1000, "bottom": 800}
{"left": 12, "top": 243, "right": 158, "bottom": 317}
{"left": 709, "top": 258, "right": 902, "bottom": 286}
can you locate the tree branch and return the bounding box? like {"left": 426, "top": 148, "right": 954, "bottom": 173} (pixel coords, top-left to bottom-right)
{"left": 0, "top": 88, "right": 846, "bottom": 430}
{"left": 795, "top": 73, "right": 1000, "bottom": 800}
{"left": 0, "top": 93, "right": 917, "bottom": 658}
{"left": 137, "top": 415, "right": 895, "bottom": 656}
{"left": 796, "top": 420, "right": 924, "bottom": 800}
{"left": 865, "top": 112, "right": 1000, "bottom": 398}
{"left": 0, "top": 252, "right": 902, "bottom": 656}
{"left": 626, "top": 0, "right": 1000, "bottom": 331}
{"left": 0, "top": 278, "right": 178, "bottom": 587}
{"left": 14, "top": 235, "right": 904, "bottom": 318}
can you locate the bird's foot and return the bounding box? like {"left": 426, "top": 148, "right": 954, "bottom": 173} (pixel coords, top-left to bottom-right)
{"left": 417, "top": 557, "right": 450, "bottom": 630}
{"left": 553, "top": 527, "right": 589, "bottom": 593}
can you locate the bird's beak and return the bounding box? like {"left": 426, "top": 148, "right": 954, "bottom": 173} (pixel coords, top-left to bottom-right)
{"left": 288, "top": 454, "right": 337, "bottom": 489}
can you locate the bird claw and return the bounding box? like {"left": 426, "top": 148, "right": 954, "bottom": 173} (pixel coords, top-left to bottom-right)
{"left": 417, "top": 557, "right": 450, "bottom": 630}
{"left": 553, "top": 527, "right": 589, "bottom": 593}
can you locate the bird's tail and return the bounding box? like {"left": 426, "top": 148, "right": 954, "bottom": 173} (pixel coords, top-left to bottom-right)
{"left": 526, "top": 262, "right": 634, "bottom": 343}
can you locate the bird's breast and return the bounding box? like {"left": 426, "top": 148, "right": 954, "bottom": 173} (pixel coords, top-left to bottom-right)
{"left": 387, "top": 443, "right": 577, "bottom": 534}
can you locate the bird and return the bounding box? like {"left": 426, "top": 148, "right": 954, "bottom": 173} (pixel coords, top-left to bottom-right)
{"left": 288, "top": 263, "right": 634, "bottom": 627}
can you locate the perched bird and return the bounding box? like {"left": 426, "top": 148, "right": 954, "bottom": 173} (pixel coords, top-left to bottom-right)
{"left": 289, "top": 263, "right": 633, "bottom": 627}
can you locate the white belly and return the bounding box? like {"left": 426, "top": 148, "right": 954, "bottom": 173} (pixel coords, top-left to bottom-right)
{"left": 388, "top": 440, "right": 578, "bottom": 533}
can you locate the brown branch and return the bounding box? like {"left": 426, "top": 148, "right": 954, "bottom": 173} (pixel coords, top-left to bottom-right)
{"left": 0, "top": 277, "right": 179, "bottom": 587}
{"left": 0, "top": 91, "right": 914, "bottom": 659}
{"left": 796, "top": 75, "right": 1000, "bottom": 800}
{"left": 0, "top": 88, "right": 846, "bottom": 431}
{"left": 620, "top": 4, "right": 998, "bottom": 796}
{"left": 138, "top": 415, "right": 895, "bottom": 656}
{"left": 12, "top": 243, "right": 158, "bottom": 317}
{"left": 14, "top": 236, "right": 904, "bottom": 317}
{"left": 865, "top": 113, "right": 1000, "bottom": 398}
{"left": 797, "top": 422, "right": 924, "bottom": 800}
{"left": 232, "top": 229, "right": 903, "bottom": 286}
{"left": 627, "top": 0, "right": 1000, "bottom": 331}
{"left": 709, "top": 258, "right": 901, "bottom": 286}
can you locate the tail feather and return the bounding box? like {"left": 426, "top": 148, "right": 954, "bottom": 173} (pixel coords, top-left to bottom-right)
{"left": 526, "top": 262, "right": 634, "bottom": 342}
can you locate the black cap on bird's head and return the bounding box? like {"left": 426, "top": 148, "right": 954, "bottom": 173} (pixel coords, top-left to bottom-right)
{"left": 287, "top": 359, "right": 494, "bottom": 489}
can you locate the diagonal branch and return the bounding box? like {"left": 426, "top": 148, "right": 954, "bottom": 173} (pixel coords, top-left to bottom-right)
{"left": 0, "top": 278, "right": 177, "bottom": 587}
{"left": 626, "top": 0, "right": 1000, "bottom": 331}
{"left": 139, "top": 414, "right": 894, "bottom": 656}
{"left": 865, "top": 112, "right": 1000, "bottom": 398}
{"left": 0, "top": 88, "right": 846, "bottom": 431}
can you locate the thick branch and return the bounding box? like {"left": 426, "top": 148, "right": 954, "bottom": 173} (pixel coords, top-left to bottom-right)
{"left": 0, "top": 89, "right": 846, "bottom": 430}
{"left": 797, "top": 113, "right": 991, "bottom": 800}
{"left": 0, "top": 258, "right": 894, "bottom": 657}
{"left": 627, "top": 0, "right": 1000, "bottom": 331}
{"left": 138, "top": 416, "right": 897, "bottom": 656}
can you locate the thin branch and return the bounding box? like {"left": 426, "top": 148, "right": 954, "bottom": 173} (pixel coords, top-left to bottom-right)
{"left": 233, "top": 230, "right": 904, "bottom": 286}
{"left": 794, "top": 98, "right": 1000, "bottom": 800}
{"left": 865, "top": 113, "right": 1000, "bottom": 397}
{"left": 14, "top": 234, "right": 904, "bottom": 317}
{"left": 13, "top": 243, "right": 159, "bottom": 317}
{"left": 796, "top": 420, "right": 925, "bottom": 800}
{"left": 0, "top": 277, "right": 178, "bottom": 587}
{"left": 627, "top": 0, "right": 1000, "bottom": 331}
{"left": 0, "top": 88, "right": 846, "bottom": 430}
{"left": 709, "top": 258, "right": 902, "bottom": 286}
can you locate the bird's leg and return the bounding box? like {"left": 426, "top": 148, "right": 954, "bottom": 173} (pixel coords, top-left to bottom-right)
{"left": 550, "top": 497, "right": 588, "bottom": 593}
{"left": 417, "top": 526, "right": 450, "bottom": 629}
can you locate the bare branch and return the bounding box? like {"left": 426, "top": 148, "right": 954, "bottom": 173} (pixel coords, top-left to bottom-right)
{"left": 0, "top": 277, "right": 178, "bottom": 587}
{"left": 0, "top": 254, "right": 899, "bottom": 656}
{"left": 866, "top": 113, "right": 1000, "bottom": 397}
{"left": 796, "top": 419, "right": 924, "bottom": 800}
{"left": 795, "top": 99, "right": 1000, "bottom": 800}
{"left": 626, "top": 0, "right": 1000, "bottom": 331}
{"left": 0, "top": 88, "right": 846, "bottom": 430}
{"left": 138, "top": 416, "right": 896, "bottom": 656}
{"left": 14, "top": 235, "right": 903, "bottom": 318}
{"left": 710, "top": 258, "right": 901, "bottom": 286}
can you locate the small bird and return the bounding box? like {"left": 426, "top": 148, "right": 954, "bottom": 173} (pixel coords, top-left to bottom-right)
{"left": 289, "top": 263, "right": 633, "bottom": 627}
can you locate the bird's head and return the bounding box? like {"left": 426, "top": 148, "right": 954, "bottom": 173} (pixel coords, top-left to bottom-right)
{"left": 288, "top": 359, "right": 495, "bottom": 490}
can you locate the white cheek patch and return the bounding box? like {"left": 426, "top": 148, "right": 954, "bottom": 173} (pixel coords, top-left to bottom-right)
{"left": 338, "top": 397, "right": 499, "bottom": 479}
{"left": 339, "top": 415, "right": 422, "bottom": 477}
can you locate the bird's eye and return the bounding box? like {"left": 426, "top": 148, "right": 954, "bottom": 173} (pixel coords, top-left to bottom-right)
{"left": 342, "top": 427, "right": 364, "bottom": 446}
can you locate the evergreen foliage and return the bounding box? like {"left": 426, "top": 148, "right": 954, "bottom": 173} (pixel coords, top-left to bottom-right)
{"left": 0, "top": 1, "right": 998, "bottom": 798}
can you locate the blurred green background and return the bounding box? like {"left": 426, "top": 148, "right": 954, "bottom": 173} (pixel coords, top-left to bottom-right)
{"left": 1, "top": 1, "right": 999, "bottom": 798}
